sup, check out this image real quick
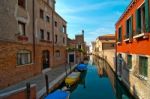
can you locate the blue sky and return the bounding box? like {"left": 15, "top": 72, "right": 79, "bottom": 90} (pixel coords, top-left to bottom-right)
{"left": 56, "top": 0, "right": 131, "bottom": 45}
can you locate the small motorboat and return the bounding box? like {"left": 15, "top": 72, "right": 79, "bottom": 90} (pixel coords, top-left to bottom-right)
{"left": 76, "top": 64, "right": 87, "bottom": 72}
{"left": 45, "top": 90, "right": 70, "bottom": 99}
{"left": 65, "top": 72, "right": 81, "bottom": 86}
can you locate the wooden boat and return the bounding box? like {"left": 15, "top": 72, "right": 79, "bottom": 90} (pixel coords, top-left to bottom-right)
{"left": 65, "top": 72, "right": 81, "bottom": 86}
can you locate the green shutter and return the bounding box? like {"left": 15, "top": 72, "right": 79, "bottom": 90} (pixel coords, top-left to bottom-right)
{"left": 130, "top": 16, "right": 133, "bottom": 38}
{"left": 136, "top": 9, "right": 141, "bottom": 33}
{"left": 126, "top": 20, "right": 128, "bottom": 38}
{"left": 145, "top": 0, "right": 150, "bottom": 32}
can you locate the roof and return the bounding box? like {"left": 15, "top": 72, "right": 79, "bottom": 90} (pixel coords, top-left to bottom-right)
{"left": 98, "top": 34, "right": 115, "bottom": 40}
{"left": 115, "top": 0, "right": 135, "bottom": 25}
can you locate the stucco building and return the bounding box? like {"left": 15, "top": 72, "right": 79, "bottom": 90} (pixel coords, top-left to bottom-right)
{"left": 0, "top": 0, "right": 67, "bottom": 89}
{"left": 116, "top": 0, "right": 150, "bottom": 98}
{"left": 92, "top": 34, "right": 116, "bottom": 71}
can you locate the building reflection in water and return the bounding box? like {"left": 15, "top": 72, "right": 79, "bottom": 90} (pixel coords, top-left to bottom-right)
{"left": 92, "top": 56, "right": 135, "bottom": 99}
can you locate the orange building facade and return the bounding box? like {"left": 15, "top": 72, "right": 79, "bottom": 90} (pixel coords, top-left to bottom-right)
{"left": 116, "top": 0, "right": 150, "bottom": 98}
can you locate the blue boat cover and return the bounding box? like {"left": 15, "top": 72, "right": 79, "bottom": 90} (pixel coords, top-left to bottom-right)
{"left": 45, "top": 90, "right": 69, "bottom": 99}
{"left": 76, "top": 64, "right": 87, "bottom": 71}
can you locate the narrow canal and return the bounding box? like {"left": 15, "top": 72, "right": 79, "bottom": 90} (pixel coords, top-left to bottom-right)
{"left": 69, "top": 56, "right": 134, "bottom": 99}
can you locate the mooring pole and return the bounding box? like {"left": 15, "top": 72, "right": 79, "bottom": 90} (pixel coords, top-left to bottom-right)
{"left": 26, "top": 83, "right": 31, "bottom": 99}
{"left": 69, "top": 62, "right": 71, "bottom": 72}
{"left": 45, "top": 74, "right": 49, "bottom": 95}
{"left": 65, "top": 62, "right": 67, "bottom": 77}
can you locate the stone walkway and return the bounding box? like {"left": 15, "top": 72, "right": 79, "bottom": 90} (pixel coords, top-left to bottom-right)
{"left": 0, "top": 64, "right": 77, "bottom": 98}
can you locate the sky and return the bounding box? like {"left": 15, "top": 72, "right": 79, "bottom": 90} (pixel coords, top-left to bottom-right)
{"left": 56, "top": 0, "right": 131, "bottom": 45}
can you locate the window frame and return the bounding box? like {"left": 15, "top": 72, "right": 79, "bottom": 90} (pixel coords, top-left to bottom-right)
{"left": 118, "top": 26, "right": 122, "bottom": 42}
{"left": 127, "top": 55, "right": 132, "bottom": 70}
{"left": 18, "top": 21, "right": 26, "bottom": 36}
{"left": 17, "top": 50, "right": 32, "bottom": 65}
{"left": 18, "top": 0, "right": 26, "bottom": 9}
{"left": 40, "top": 29, "right": 44, "bottom": 40}
{"left": 40, "top": 9, "right": 44, "bottom": 19}
{"left": 139, "top": 56, "right": 148, "bottom": 77}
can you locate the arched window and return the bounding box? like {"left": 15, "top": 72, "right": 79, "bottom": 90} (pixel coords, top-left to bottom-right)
{"left": 17, "top": 50, "right": 31, "bottom": 65}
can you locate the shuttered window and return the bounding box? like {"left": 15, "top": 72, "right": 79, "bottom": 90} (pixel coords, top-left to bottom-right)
{"left": 145, "top": 0, "right": 150, "bottom": 32}
{"left": 126, "top": 17, "right": 133, "bottom": 38}
{"left": 139, "top": 56, "right": 148, "bottom": 77}
{"left": 127, "top": 55, "right": 132, "bottom": 69}
{"left": 136, "top": 4, "right": 146, "bottom": 34}
{"left": 118, "top": 27, "right": 122, "bottom": 42}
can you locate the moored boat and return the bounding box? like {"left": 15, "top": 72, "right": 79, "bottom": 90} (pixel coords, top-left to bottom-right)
{"left": 65, "top": 72, "right": 81, "bottom": 86}
{"left": 45, "top": 90, "right": 70, "bottom": 99}
{"left": 76, "top": 63, "right": 87, "bottom": 72}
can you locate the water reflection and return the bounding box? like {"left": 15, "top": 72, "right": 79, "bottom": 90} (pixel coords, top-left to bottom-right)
{"left": 93, "top": 56, "right": 135, "bottom": 99}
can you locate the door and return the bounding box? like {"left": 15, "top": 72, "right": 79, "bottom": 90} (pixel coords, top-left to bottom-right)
{"left": 42, "top": 50, "right": 50, "bottom": 69}
{"left": 69, "top": 54, "right": 74, "bottom": 63}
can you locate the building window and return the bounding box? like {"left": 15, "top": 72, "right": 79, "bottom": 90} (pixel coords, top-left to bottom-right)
{"left": 46, "top": 16, "right": 50, "bottom": 22}
{"left": 127, "top": 55, "right": 132, "bottom": 69}
{"left": 17, "top": 50, "right": 31, "bottom": 65}
{"left": 63, "top": 37, "right": 65, "bottom": 44}
{"left": 18, "top": 21, "right": 25, "bottom": 36}
{"left": 40, "top": 29, "right": 44, "bottom": 40}
{"left": 18, "top": 0, "right": 25, "bottom": 8}
{"left": 78, "top": 44, "right": 82, "bottom": 49}
{"left": 55, "top": 21, "right": 57, "bottom": 27}
{"left": 136, "top": 4, "right": 145, "bottom": 34}
{"left": 55, "top": 34, "right": 57, "bottom": 43}
{"left": 62, "top": 25, "right": 66, "bottom": 33}
{"left": 47, "top": 32, "right": 50, "bottom": 40}
{"left": 126, "top": 17, "right": 132, "bottom": 38}
{"left": 118, "top": 27, "right": 122, "bottom": 42}
{"left": 40, "top": 9, "right": 44, "bottom": 19}
{"left": 139, "top": 56, "right": 148, "bottom": 77}
{"left": 55, "top": 50, "right": 60, "bottom": 57}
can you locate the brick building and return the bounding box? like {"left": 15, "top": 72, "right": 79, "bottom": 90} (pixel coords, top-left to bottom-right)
{"left": 115, "top": 0, "right": 150, "bottom": 98}
{"left": 67, "top": 31, "right": 86, "bottom": 64}
{"left": 0, "top": 0, "right": 67, "bottom": 89}
{"left": 92, "top": 34, "right": 116, "bottom": 71}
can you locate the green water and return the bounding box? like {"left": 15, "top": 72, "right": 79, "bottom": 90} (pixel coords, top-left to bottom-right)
{"left": 69, "top": 57, "right": 134, "bottom": 99}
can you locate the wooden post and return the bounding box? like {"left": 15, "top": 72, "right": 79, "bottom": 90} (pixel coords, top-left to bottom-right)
{"left": 45, "top": 74, "right": 49, "bottom": 95}
{"left": 26, "top": 83, "right": 31, "bottom": 99}
{"left": 69, "top": 62, "right": 71, "bottom": 72}
{"left": 65, "top": 63, "right": 67, "bottom": 77}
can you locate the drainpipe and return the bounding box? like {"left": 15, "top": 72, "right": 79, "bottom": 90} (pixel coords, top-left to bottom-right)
{"left": 115, "top": 30, "right": 118, "bottom": 76}
{"left": 52, "top": 10, "right": 54, "bottom": 57}
{"left": 32, "top": 0, "right": 35, "bottom": 63}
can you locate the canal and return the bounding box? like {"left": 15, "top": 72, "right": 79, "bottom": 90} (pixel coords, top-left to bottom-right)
{"left": 69, "top": 56, "right": 134, "bottom": 99}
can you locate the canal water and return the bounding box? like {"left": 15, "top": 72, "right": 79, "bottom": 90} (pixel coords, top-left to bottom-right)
{"left": 69, "top": 56, "right": 134, "bottom": 99}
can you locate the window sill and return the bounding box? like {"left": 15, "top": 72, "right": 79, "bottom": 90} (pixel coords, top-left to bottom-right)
{"left": 138, "top": 75, "right": 148, "bottom": 81}
{"left": 16, "top": 63, "right": 33, "bottom": 67}
{"left": 124, "top": 38, "right": 129, "bottom": 42}
{"left": 135, "top": 73, "right": 148, "bottom": 81}
{"left": 40, "top": 40, "right": 52, "bottom": 43}
{"left": 117, "top": 42, "right": 122, "bottom": 45}
{"left": 18, "top": 35, "right": 28, "bottom": 41}
{"left": 133, "top": 33, "right": 149, "bottom": 39}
